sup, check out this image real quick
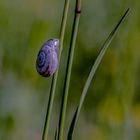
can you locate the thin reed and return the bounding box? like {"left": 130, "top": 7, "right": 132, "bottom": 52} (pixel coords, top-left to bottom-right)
{"left": 42, "top": 0, "right": 70, "bottom": 139}
{"left": 40, "top": 1, "right": 130, "bottom": 140}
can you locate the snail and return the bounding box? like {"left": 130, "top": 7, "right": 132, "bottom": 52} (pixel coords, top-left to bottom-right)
{"left": 36, "top": 39, "right": 59, "bottom": 77}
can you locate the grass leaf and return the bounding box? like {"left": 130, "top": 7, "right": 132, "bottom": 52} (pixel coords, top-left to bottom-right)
{"left": 54, "top": 127, "right": 58, "bottom": 140}
{"left": 57, "top": 0, "right": 82, "bottom": 139}
{"left": 41, "top": 0, "right": 70, "bottom": 139}
{"left": 67, "top": 8, "right": 130, "bottom": 140}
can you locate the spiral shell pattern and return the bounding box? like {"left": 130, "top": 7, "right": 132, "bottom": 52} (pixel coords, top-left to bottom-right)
{"left": 36, "top": 39, "right": 59, "bottom": 77}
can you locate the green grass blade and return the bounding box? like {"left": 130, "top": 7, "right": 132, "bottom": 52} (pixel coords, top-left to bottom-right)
{"left": 42, "top": 0, "right": 70, "bottom": 140}
{"left": 67, "top": 8, "right": 130, "bottom": 140}
{"left": 54, "top": 127, "right": 58, "bottom": 140}
{"left": 57, "top": 1, "right": 81, "bottom": 140}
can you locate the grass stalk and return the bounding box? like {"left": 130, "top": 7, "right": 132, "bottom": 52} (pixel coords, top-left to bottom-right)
{"left": 67, "top": 8, "right": 130, "bottom": 140}
{"left": 57, "top": 1, "right": 81, "bottom": 140}
{"left": 42, "top": 0, "right": 70, "bottom": 140}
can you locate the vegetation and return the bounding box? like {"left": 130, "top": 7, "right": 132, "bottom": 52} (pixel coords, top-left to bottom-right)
{"left": 0, "top": 0, "right": 140, "bottom": 140}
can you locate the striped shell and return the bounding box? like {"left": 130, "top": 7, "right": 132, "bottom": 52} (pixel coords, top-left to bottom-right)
{"left": 36, "top": 39, "right": 59, "bottom": 77}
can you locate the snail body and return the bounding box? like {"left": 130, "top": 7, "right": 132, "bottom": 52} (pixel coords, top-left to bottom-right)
{"left": 36, "top": 39, "right": 59, "bottom": 77}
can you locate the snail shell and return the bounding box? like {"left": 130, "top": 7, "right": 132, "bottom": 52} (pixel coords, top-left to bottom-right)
{"left": 36, "top": 39, "right": 59, "bottom": 77}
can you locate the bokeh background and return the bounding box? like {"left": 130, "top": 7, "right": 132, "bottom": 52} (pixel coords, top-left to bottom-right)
{"left": 0, "top": 0, "right": 140, "bottom": 140}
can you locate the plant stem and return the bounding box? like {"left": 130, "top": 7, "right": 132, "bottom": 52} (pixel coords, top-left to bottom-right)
{"left": 67, "top": 8, "right": 130, "bottom": 140}
{"left": 42, "top": 0, "right": 70, "bottom": 140}
{"left": 58, "top": 1, "right": 81, "bottom": 140}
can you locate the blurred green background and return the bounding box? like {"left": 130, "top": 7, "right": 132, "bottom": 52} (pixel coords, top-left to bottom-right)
{"left": 0, "top": 0, "right": 140, "bottom": 140}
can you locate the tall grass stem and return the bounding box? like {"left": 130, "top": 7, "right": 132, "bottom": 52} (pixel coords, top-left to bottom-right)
{"left": 57, "top": 1, "right": 81, "bottom": 140}
{"left": 42, "top": 0, "right": 70, "bottom": 140}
